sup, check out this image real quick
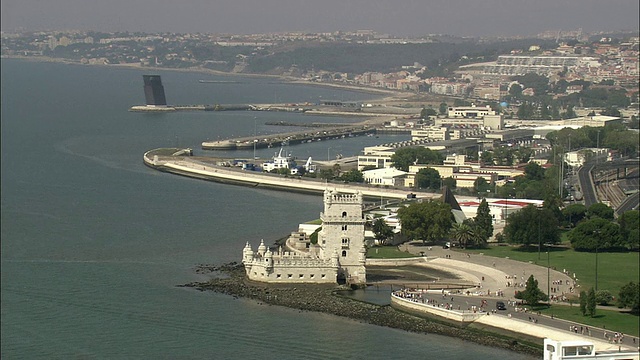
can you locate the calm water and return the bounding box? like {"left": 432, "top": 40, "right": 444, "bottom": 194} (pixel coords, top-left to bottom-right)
{"left": 0, "top": 59, "right": 535, "bottom": 359}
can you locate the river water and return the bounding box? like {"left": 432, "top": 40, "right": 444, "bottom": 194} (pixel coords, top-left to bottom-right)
{"left": 0, "top": 59, "right": 535, "bottom": 359}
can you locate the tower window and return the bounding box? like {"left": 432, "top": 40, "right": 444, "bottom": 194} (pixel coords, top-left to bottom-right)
{"left": 342, "top": 211, "right": 347, "bottom": 218}
{"left": 342, "top": 225, "right": 348, "bottom": 231}
{"left": 342, "top": 250, "right": 347, "bottom": 257}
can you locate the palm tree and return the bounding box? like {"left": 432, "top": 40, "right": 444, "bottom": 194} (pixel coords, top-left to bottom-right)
{"left": 450, "top": 222, "right": 474, "bottom": 249}
{"left": 372, "top": 218, "right": 394, "bottom": 245}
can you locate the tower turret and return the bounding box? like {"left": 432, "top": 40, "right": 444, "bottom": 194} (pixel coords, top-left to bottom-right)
{"left": 257, "top": 239, "right": 267, "bottom": 256}
{"left": 242, "top": 242, "right": 254, "bottom": 263}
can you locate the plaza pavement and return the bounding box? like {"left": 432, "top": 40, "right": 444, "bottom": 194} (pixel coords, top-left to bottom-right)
{"left": 398, "top": 242, "right": 640, "bottom": 352}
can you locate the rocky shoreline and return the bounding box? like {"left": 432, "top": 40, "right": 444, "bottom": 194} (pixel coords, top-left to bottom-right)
{"left": 180, "top": 262, "right": 542, "bottom": 357}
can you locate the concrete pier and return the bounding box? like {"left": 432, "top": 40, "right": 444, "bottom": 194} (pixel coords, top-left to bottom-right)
{"left": 201, "top": 125, "right": 375, "bottom": 150}
{"left": 143, "top": 148, "right": 439, "bottom": 200}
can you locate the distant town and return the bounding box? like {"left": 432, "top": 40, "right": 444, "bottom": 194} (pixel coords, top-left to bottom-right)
{"left": 2, "top": 29, "right": 638, "bottom": 119}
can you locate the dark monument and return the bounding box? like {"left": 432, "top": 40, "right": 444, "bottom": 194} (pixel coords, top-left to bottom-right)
{"left": 143, "top": 75, "right": 167, "bottom": 106}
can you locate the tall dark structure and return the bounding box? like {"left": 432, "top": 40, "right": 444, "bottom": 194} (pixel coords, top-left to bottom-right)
{"left": 143, "top": 75, "right": 167, "bottom": 106}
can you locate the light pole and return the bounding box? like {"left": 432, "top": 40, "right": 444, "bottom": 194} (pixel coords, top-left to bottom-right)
{"left": 253, "top": 139, "right": 258, "bottom": 160}
{"left": 538, "top": 209, "right": 542, "bottom": 261}
{"left": 327, "top": 147, "right": 331, "bottom": 162}
{"left": 547, "top": 244, "right": 550, "bottom": 302}
{"left": 593, "top": 229, "right": 600, "bottom": 291}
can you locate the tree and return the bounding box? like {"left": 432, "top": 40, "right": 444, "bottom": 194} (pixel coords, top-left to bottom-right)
{"left": 372, "top": 218, "right": 394, "bottom": 245}
{"left": 579, "top": 290, "right": 587, "bottom": 316}
{"left": 473, "top": 177, "right": 491, "bottom": 193}
{"left": 562, "top": 203, "right": 587, "bottom": 228}
{"left": 475, "top": 199, "right": 493, "bottom": 242}
{"left": 397, "top": 200, "right": 454, "bottom": 244}
{"left": 340, "top": 169, "right": 364, "bottom": 183}
{"left": 568, "top": 217, "right": 623, "bottom": 251}
{"left": 587, "top": 203, "right": 615, "bottom": 220}
{"left": 509, "top": 83, "right": 523, "bottom": 98}
{"left": 504, "top": 205, "right": 560, "bottom": 246}
{"left": 524, "top": 162, "right": 545, "bottom": 181}
{"left": 450, "top": 222, "right": 474, "bottom": 249}
{"left": 618, "top": 282, "right": 640, "bottom": 315}
{"left": 442, "top": 176, "right": 456, "bottom": 189}
{"left": 390, "top": 147, "right": 443, "bottom": 172}
{"left": 595, "top": 290, "right": 613, "bottom": 306}
{"left": 439, "top": 102, "right": 448, "bottom": 115}
{"left": 317, "top": 168, "right": 335, "bottom": 180}
{"left": 415, "top": 168, "right": 441, "bottom": 190}
{"left": 515, "top": 275, "right": 548, "bottom": 306}
{"left": 618, "top": 210, "right": 640, "bottom": 250}
{"left": 421, "top": 107, "right": 437, "bottom": 119}
{"left": 586, "top": 287, "right": 596, "bottom": 317}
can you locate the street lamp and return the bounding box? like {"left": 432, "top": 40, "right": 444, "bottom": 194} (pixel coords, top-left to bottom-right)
{"left": 253, "top": 139, "right": 258, "bottom": 160}
{"left": 327, "top": 147, "right": 331, "bottom": 162}
{"left": 593, "top": 229, "right": 600, "bottom": 291}
{"left": 538, "top": 209, "right": 542, "bottom": 261}
{"left": 547, "top": 244, "right": 550, "bottom": 303}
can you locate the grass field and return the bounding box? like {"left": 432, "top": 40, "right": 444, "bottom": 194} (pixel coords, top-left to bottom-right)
{"left": 534, "top": 304, "right": 639, "bottom": 337}
{"left": 464, "top": 245, "right": 639, "bottom": 295}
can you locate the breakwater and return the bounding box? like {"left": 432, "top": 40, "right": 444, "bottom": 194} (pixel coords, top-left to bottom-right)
{"left": 143, "top": 148, "right": 439, "bottom": 200}
{"left": 180, "top": 263, "right": 541, "bottom": 357}
{"left": 201, "top": 125, "right": 375, "bottom": 150}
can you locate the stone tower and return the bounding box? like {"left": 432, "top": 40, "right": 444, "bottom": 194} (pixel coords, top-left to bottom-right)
{"left": 318, "top": 189, "right": 367, "bottom": 285}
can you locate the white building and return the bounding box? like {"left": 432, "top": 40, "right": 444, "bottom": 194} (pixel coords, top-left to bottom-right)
{"left": 357, "top": 146, "right": 396, "bottom": 170}
{"left": 564, "top": 148, "right": 608, "bottom": 167}
{"left": 447, "top": 105, "right": 496, "bottom": 118}
{"left": 362, "top": 168, "right": 407, "bottom": 186}
{"left": 411, "top": 127, "right": 450, "bottom": 141}
{"left": 243, "top": 190, "right": 367, "bottom": 285}
{"left": 543, "top": 338, "right": 639, "bottom": 360}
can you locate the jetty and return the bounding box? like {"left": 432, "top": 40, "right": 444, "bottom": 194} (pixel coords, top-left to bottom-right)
{"left": 201, "top": 125, "right": 375, "bottom": 150}
{"left": 143, "top": 148, "right": 438, "bottom": 200}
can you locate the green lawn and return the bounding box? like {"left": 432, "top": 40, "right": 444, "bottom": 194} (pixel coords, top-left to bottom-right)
{"left": 464, "top": 245, "right": 639, "bottom": 296}
{"left": 368, "top": 243, "right": 639, "bottom": 335}
{"left": 535, "top": 304, "right": 639, "bottom": 337}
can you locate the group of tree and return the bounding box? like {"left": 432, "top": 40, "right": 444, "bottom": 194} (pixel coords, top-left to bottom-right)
{"left": 503, "top": 203, "right": 562, "bottom": 246}
{"left": 546, "top": 125, "right": 639, "bottom": 158}
{"left": 371, "top": 218, "right": 395, "bottom": 245}
{"left": 390, "top": 147, "right": 444, "bottom": 172}
{"left": 503, "top": 71, "right": 633, "bottom": 121}
{"left": 481, "top": 146, "right": 533, "bottom": 167}
{"left": 496, "top": 162, "right": 559, "bottom": 201}
{"left": 450, "top": 198, "right": 495, "bottom": 248}
{"left": 397, "top": 199, "right": 454, "bottom": 244}
{"left": 567, "top": 206, "right": 639, "bottom": 252}
{"left": 515, "top": 275, "right": 549, "bottom": 306}
{"left": 396, "top": 198, "right": 493, "bottom": 249}
{"left": 579, "top": 288, "right": 597, "bottom": 317}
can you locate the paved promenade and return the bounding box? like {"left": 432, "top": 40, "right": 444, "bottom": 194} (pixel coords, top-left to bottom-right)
{"left": 397, "top": 243, "right": 640, "bottom": 352}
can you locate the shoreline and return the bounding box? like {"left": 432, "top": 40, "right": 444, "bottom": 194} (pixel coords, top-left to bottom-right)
{"left": 181, "top": 263, "right": 542, "bottom": 357}
{"left": 1, "top": 55, "right": 407, "bottom": 103}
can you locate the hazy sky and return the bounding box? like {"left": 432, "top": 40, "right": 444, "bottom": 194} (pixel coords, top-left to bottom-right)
{"left": 2, "top": 0, "right": 638, "bottom": 37}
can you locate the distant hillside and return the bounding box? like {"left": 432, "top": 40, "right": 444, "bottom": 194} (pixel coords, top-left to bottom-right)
{"left": 244, "top": 39, "right": 557, "bottom": 75}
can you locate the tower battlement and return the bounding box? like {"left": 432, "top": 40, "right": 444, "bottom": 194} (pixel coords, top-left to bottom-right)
{"left": 242, "top": 189, "right": 366, "bottom": 285}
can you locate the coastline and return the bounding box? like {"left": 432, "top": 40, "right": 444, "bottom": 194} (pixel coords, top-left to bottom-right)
{"left": 181, "top": 263, "right": 542, "bottom": 357}
{"left": 1, "top": 55, "right": 406, "bottom": 102}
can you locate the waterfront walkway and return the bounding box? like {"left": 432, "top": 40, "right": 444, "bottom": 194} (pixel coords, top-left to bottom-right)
{"left": 393, "top": 244, "right": 639, "bottom": 352}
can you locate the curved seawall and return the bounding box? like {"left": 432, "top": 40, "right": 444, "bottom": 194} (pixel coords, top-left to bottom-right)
{"left": 143, "top": 149, "right": 440, "bottom": 200}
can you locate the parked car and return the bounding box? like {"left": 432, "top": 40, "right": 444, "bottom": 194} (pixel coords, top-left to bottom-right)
{"left": 496, "top": 301, "right": 506, "bottom": 310}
